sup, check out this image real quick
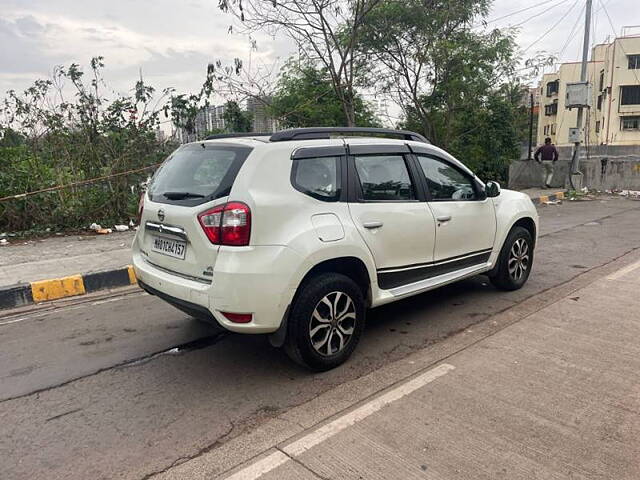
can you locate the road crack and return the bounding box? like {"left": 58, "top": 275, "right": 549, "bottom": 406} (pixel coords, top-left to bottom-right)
{"left": 0, "top": 333, "right": 227, "bottom": 404}
{"left": 138, "top": 421, "right": 236, "bottom": 480}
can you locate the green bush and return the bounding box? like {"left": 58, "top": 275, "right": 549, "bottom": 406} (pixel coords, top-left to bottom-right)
{"left": 0, "top": 58, "right": 189, "bottom": 234}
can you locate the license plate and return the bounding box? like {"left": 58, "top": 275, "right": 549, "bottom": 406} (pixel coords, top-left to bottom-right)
{"left": 151, "top": 236, "right": 186, "bottom": 259}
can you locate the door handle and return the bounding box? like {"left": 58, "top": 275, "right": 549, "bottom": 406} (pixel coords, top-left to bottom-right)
{"left": 436, "top": 215, "right": 452, "bottom": 223}
{"left": 363, "top": 221, "right": 383, "bottom": 229}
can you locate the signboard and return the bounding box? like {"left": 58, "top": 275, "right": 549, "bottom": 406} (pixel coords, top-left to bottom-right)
{"left": 566, "top": 82, "right": 591, "bottom": 108}
{"left": 568, "top": 127, "right": 581, "bottom": 143}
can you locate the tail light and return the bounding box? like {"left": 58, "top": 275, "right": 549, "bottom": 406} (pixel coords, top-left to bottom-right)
{"left": 198, "top": 202, "right": 251, "bottom": 246}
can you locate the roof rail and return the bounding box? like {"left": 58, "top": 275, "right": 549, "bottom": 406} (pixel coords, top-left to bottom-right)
{"left": 205, "top": 132, "right": 272, "bottom": 140}
{"left": 269, "top": 127, "right": 429, "bottom": 144}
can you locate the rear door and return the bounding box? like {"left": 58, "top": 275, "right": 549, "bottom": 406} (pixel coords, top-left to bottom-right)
{"left": 139, "top": 143, "right": 252, "bottom": 282}
{"left": 347, "top": 145, "right": 437, "bottom": 290}
{"left": 414, "top": 154, "right": 496, "bottom": 267}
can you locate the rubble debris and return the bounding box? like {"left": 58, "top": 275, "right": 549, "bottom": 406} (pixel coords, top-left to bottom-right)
{"left": 96, "top": 228, "right": 112, "bottom": 234}
{"left": 0, "top": 238, "right": 8, "bottom": 246}
{"left": 543, "top": 200, "right": 562, "bottom": 205}
{"left": 114, "top": 225, "right": 129, "bottom": 232}
{"left": 89, "top": 223, "right": 102, "bottom": 231}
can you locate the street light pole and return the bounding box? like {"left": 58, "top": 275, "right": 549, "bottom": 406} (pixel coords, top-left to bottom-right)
{"left": 569, "top": 0, "right": 593, "bottom": 189}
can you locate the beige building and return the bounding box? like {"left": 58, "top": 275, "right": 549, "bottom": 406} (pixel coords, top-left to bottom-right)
{"left": 537, "top": 34, "right": 640, "bottom": 147}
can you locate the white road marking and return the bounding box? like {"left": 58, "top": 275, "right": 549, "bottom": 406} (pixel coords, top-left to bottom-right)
{"left": 607, "top": 259, "right": 640, "bottom": 280}
{"left": 0, "top": 317, "right": 30, "bottom": 326}
{"left": 224, "top": 451, "right": 290, "bottom": 480}
{"left": 91, "top": 296, "right": 132, "bottom": 306}
{"left": 222, "top": 363, "right": 455, "bottom": 479}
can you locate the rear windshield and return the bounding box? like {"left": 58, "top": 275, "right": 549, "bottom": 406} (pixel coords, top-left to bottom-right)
{"left": 148, "top": 143, "right": 253, "bottom": 206}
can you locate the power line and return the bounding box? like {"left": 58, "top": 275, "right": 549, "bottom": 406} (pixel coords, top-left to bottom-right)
{"left": 510, "top": 0, "right": 574, "bottom": 28}
{"left": 477, "top": 0, "right": 569, "bottom": 27}
{"left": 558, "top": 4, "right": 586, "bottom": 59}
{"left": 523, "top": 0, "right": 582, "bottom": 53}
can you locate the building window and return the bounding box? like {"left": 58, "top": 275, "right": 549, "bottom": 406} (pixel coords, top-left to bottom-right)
{"left": 620, "top": 85, "right": 640, "bottom": 105}
{"left": 544, "top": 101, "right": 558, "bottom": 116}
{"left": 628, "top": 55, "right": 640, "bottom": 70}
{"left": 546, "top": 80, "right": 559, "bottom": 97}
{"left": 595, "top": 121, "right": 601, "bottom": 133}
{"left": 597, "top": 95, "right": 603, "bottom": 110}
{"left": 621, "top": 116, "right": 640, "bottom": 130}
{"left": 551, "top": 124, "right": 557, "bottom": 135}
{"left": 599, "top": 70, "right": 605, "bottom": 91}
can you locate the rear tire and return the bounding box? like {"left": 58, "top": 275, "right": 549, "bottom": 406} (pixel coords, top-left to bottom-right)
{"left": 489, "top": 226, "right": 534, "bottom": 291}
{"left": 284, "top": 273, "right": 365, "bottom": 371}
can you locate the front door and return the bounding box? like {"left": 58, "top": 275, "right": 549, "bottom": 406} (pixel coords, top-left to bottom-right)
{"left": 347, "top": 152, "right": 437, "bottom": 290}
{"left": 415, "top": 154, "right": 496, "bottom": 269}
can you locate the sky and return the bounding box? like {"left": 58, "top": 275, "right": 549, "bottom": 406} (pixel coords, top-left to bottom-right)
{"left": 0, "top": 0, "right": 636, "bottom": 107}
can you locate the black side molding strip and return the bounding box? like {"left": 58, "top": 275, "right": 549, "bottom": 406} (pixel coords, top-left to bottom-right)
{"left": 377, "top": 250, "right": 492, "bottom": 290}
{"left": 377, "top": 248, "right": 493, "bottom": 273}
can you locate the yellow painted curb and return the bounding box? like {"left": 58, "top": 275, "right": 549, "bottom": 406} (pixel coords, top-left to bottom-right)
{"left": 31, "top": 275, "right": 86, "bottom": 303}
{"left": 127, "top": 265, "right": 137, "bottom": 284}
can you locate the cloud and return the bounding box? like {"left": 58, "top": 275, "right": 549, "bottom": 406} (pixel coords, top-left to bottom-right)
{"left": 0, "top": 0, "right": 635, "bottom": 98}
{"left": 0, "top": 1, "right": 292, "bottom": 96}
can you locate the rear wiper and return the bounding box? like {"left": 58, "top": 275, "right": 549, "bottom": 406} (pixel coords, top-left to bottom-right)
{"left": 162, "top": 191, "right": 206, "bottom": 200}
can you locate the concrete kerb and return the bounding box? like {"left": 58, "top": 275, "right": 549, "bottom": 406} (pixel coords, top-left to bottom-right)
{"left": 531, "top": 191, "right": 565, "bottom": 205}
{"left": 0, "top": 265, "right": 137, "bottom": 311}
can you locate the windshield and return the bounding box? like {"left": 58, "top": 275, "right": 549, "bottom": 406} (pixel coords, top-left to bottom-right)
{"left": 148, "top": 143, "right": 253, "bottom": 205}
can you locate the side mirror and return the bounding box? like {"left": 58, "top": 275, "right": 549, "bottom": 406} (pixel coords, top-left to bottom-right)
{"left": 485, "top": 181, "right": 501, "bottom": 198}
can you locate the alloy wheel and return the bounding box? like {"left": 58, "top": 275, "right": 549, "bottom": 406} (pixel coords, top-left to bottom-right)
{"left": 309, "top": 291, "right": 356, "bottom": 356}
{"left": 508, "top": 237, "right": 530, "bottom": 282}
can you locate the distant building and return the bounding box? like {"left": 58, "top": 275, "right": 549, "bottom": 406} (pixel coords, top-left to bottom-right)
{"left": 537, "top": 33, "right": 640, "bottom": 147}
{"left": 520, "top": 87, "right": 540, "bottom": 115}
{"left": 176, "top": 104, "right": 226, "bottom": 143}
{"left": 246, "top": 97, "right": 278, "bottom": 133}
{"left": 154, "top": 127, "right": 166, "bottom": 142}
{"left": 369, "top": 96, "right": 390, "bottom": 121}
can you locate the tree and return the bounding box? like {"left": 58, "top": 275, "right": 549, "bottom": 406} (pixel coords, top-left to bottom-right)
{"left": 448, "top": 86, "right": 521, "bottom": 182}
{"left": 358, "top": 0, "right": 517, "bottom": 146}
{"left": 269, "top": 60, "right": 379, "bottom": 128}
{"left": 217, "top": 0, "right": 382, "bottom": 126}
{"left": 223, "top": 100, "right": 253, "bottom": 132}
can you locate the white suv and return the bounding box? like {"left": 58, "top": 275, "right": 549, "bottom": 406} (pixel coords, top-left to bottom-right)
{"left": 132, "top": 128, "right": 538, "bottom": 370}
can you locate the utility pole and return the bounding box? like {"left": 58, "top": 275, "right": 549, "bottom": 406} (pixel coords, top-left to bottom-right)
{"left": 528, "top": 93, "right": 535, "bottom": 160}
{"left": 569, "top": 0, "right": 593, "bottom": 189}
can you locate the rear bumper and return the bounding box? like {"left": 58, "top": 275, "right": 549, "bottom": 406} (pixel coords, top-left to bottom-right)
{"left": 138, "top": 280, "right": 220, "bottom": 326}
{"left": 132, "top": 245, "right": 301, "bottom": 334}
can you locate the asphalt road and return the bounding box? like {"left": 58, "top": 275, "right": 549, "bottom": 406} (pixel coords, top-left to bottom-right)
{"left": 2, "top": 195, "right": 640, "bottom": 480}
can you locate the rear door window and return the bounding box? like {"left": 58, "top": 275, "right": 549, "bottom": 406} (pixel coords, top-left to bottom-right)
{"left": 148, "top": 144, "right": 252, "bottom": 205}
{"left": 353, "top": 155, "right": 416, "bottom": 201}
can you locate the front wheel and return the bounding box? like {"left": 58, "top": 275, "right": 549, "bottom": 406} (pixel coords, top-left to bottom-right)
{"left": 284, "top": 273, "right": 365, "bottom": 371}
{"left": 489, "top": 226, "right": 534, "bottom": 291}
